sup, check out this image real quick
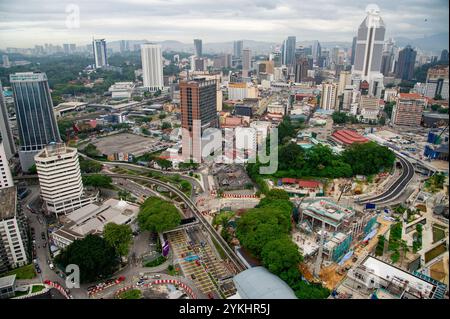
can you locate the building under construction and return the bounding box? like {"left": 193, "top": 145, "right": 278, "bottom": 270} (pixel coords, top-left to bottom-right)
{"left": 296, "top": 198, "right": 377, "bottom": 263}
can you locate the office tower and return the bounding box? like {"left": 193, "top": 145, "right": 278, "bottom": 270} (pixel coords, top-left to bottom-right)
{"left": 0, "top": 186, "right": 29, "bottom": 273}
{"left": 63, "top": 43, "right": 70, "bottom": 54}
{"left": 395, "top": 45, "right": 417, "bottom": 81}
{"left": 424, "top": 65, "right": 449, "bottom": 100}
{"left": 194, "top": 39, "right": 202, "bottom": 57}
{"left": 294, "top": 58, "right": 310, "bottom": 83}
{"left": 0, "top": 141, "right": 13, "bottom": 189}
{"left": 180, "top": 78, "right": 218, "bottom": 162}
{"left": 320, "top": 82, "right": 338, "bottom": 110}
{"left": 351, "top": 36, "right": 357, "bottom": 66}
{"left": 92, "top": 38, "right": 108, "bottom": 68}
{"left": 34, "top": 143, "right": 92, "bottom": 215}
{"left": 119, "top": 40, "right": 129, "bottom": 53}
{"left": 351, "top": 4, "right": 385, "bottom": 97}
{"left": 380, "top": 51, "right": 394, "bottom": 76}
{"left": 440, "top": 49, "right": 449, "bottom": 62}
{"left": 2, "top": 55, "right": 10, "bottom": 68}
{"left": 391, "top": 93, "right": 427, "bottom": 126}
{"left": 141, "top": 43, "right": 164, "bottom": 92}
{"left": 0, "top": 81, "right": 15, "bottom": 159}
{"left": 331, "top": 47, "right": 340, "bottom": 65}
{"left": 282, "top": 36, "right": 296, "bottom": 66}
{"left": 257, "top": 61, "right": 274, "bottom": 76}
{"left": 337, "top": 71, "right": 352, "bottom": 95}
{"left": 312, "top": 40, "right": 322, "bottom": 63}
{"left": 10, "top": 72, "right": 61, "bottom": 172}
{"left": 242, "top": 48, "right": 252, "bottom": 77}
{"left": 233, "top": 40, "right": 243, "bottom": 58}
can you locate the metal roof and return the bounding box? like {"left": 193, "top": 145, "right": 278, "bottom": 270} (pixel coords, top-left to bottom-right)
{"left": 233, "top": 267, "right": 297, "bottom": 299}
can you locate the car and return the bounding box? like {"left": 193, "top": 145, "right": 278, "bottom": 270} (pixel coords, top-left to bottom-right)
{"left": 191, "top": 274, "right": 196, "bottom": 280}
{"left": 36, "top": 268, "right": 42, "bottom": 274}
{"left": 207, "top": 292, "right": 214, "bottom": 299}
{"left": 49, "top": 263, "right": 55, "bottom": 270}
{"left": 195, "top": 260, "right": 201, "bottom": 266}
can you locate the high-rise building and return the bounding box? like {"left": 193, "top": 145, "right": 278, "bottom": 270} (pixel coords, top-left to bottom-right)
{"left": 180, "top": 78, "right": 218, "bottom": 162}
{"left": 92, "top": 39, "right": 108, "bottom": 68}
{"left": 141, "top": 43, "right": 164, "bottom": 92}
{"left": 294, "top": 58, "right": 310, "bottom": 83}
{"left": 380, "top": 51, "right": 394, "bottom": 76}
{"left": 10, "top": 72, "right": 60, "bottom": 171}
{"left": 0, "top": 141, "right": 13, "bottom": 189}
{"left": 391, "top": 93, "right": 427, "bottom": 127}
{"left": 351, "top": 36, "right": 357, "bottom": 66}
{"left": 320, "top": 82, "right": 338, "bottom": 111}
{"left": 338, "top": 71, "right": 352, "bottom": 95}
{"left": 440, "top": 49, "right": 449, "bottom": 62}
{"left": 0, "top": 186, "right": 29, "bottom": 272}
{"left": 312, "top": 40, "right": 322, "bottom": 64}
{"left": 351, "top": 4, "right": 385, "bottom": 97}
{"left": 282, "top": 36, "right": 296, "bottom": 66}
{"left": 242, "top": 48, "right": 252, "bottom": 77}
{"left": 233, "top": 40, "right": 243, "bottom": 58}
{"left": 194, "top": 39, "right": 202, "bottom": 57}
{"left": 396, "top": 45, "right": 417, "bottom": 81}
{"left": 424, "top": 65, "right": 449, "bottom": 100}
{"left": 34, "top": 143, "right": 93, "bottom": 215}
{"left": 0, "top": 81, "right": 15, "bottom": 160}
{"left": 119, "top": 40, "right": 129, "bottom": 53}
{"left": 2, "top": 55, "right": 10, "bottom": 68}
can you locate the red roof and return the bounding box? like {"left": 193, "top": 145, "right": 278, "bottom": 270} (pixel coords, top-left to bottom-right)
{"left": 281, "top": 178, "right": 297, "bottom": 184}
{"left": 332, "top": 129, "right": 369, "bottom": 145}
{"left": 398, "top": 93, "right": 423, "bottom": 100}
{"left": 298, "top": 180, "right": 321, "bottom": 188}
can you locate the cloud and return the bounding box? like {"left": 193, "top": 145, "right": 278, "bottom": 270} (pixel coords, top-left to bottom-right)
{"left": 0, "top": 0, "right": 448, "bottom": 48}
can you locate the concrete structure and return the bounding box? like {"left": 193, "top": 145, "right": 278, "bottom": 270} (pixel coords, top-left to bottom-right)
{"left": 342, "top": 85, "right": 360, "bottom": 112}
{"left": 193, "top": 39, "right": 202, "bottom": 57}
{"left": 424, "top": 65, "right": 449, "bottom": 100}
{"left": 0, "top": 187, "right": 29, "bottom": 272}
{"left": 242, "top": 49, "right": 252, "bottom": 78}
{"left": 233, "top": 40, "right": 243, "bottom": 58}
{"left": 267, "top": 101, "right": 286, "bottom": 115}
{"left": 0, "top": 141, "right": 13, "bottom": 190}
{"left": 227, "top": 82, "right": 258, "bottom": 101}
{"left": 391, "top": 93, "right": 427, "bottom": 127}
{"left": 320, "top": 82, "right": 338, "bottom": 111}
{"left": 10, "top": 72, "right": 61, "bottom": 171}
{"left": 383, "top": 88, "right": 398, "bottom": 102}
{"left": 294, "top": 58, "right": 310, "bottom": 83}
{"left": 34, "top": 143, "right": 93, "bottom": 215}
{"left": 180, "top": 78, "right": 218, "bottom": 162}
{"left": 0, "top": 274, "right": 16, "bottom": 299}
{"left": 2, "top": 55, "right": 10, "bottom": 68}
{"left": 359, "top": 95, "right": 380, "bottom": 121}
{"left": 54, "top": 102, "right": 87, "bottom": 118}
{"left": 351, "top": 4, "right": 385, "bottom": 97}
{"left": 0, "top": 80, "right": 15, "bottom": 159}
{"left": 92, "top": 39, "right": 108, "bottom": 68}
{"left": 108, "top": 82, "right": 135, "bottom": 99}
{"left": 51, "top": 199, "right": 139, "bottom": 248}
{"left": 338, "top": 71, "right": 352, "bottom": 95}
{"left": 141, "top": 43, "right": 164, "bottom": 92}
{"left": 282, "top": 36, "right": 296, "bottom": 66}
{"left": 231, "top": 266, "right": 297, "bottom": 299}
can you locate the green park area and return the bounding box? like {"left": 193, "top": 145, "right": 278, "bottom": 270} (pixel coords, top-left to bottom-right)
{"left": 118, "top": 289, "right": 142, "bottom": 299}
{"left": 2, "top": 264, "right": 36, "bottom": 280}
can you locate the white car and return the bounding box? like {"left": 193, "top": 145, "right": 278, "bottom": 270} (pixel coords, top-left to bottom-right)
{"left": 49, "top": 263, "right": 55, "bottom": 270}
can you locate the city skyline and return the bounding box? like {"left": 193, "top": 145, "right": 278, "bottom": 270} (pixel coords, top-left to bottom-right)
{"left": 0, "top": 0, "right": 448, "bottom": 49}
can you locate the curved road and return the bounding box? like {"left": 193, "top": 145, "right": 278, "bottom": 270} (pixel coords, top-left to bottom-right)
{"left": 359, "top": 155, "right": 415, "bottom": 204}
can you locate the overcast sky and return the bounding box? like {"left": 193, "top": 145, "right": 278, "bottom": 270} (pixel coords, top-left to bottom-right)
{"left": 0, "top": 0, "right": 448, "bottom": 48}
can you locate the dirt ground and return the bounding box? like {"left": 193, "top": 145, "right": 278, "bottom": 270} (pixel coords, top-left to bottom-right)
{"left": 429, "top": 254, "right": 449, "bottom": 285}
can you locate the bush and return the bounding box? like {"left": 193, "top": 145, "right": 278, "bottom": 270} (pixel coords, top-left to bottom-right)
{"left": 138, "top": 197, "right": 181, "bottom": 233}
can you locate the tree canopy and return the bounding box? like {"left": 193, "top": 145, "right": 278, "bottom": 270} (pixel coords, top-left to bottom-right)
{"left": 54, "top": 234, "right": 119, "bottom": 283}
{"left": 103, "top": 223, "right": 133, "bottom": 256}
{"left": 82, "top": 174, "right": 113, "bottom": 188}
{"left": 137, "top": 197, "right": 181, "bottom": 233}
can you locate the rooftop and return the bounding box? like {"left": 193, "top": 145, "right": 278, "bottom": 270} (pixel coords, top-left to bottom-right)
{"left": 332, "top": 129, "right": 369, "bottom": 145}
{"left": 398, "top": 93, "right": 424, "bottom": 100}
{"left": 233, "top": 267, "right": 297, "bottom": 299}
{"left": 0, "top": 274, "right": 16, "bottom": 289}
{"left": 0, "top": 186, "right": 16, "bottom": 221}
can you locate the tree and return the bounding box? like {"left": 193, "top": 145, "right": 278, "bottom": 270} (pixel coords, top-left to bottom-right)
{"left": 83, "top": 143, "right": 101, "bottom": 158}
{"left": 261, "top": 237, "right": 303, "bottom": 279}
{"left": 79, "top": 157, "right": 102, "bottom": 173}
{"left": 179, "top": 180, "right": 191, "bottom": 193}
{"left": 138, "top": 197, "right": 181, "bottom": 233}
{"left": 54, "top": 234, "right": 119, "bottom": 283}
{"left": 332, "top": 111, "right": 349, "bottom": 124}
{"left": 82, "top": 174, "right": 113, "bottom": 188}
{"left": 383, "top": 102, "right": 395, "bottom": 119}
{"left": 103, "top": 223, "right": 133, "bottom": 256}
{"left": 161, "top": 122, "right": 172, "bottom": 130}
{"left": 158, "top": 112, "right": 167, "bottom": 120}
{"left": 118, "top": 190, "right": 133, "bottom": 201}
{"left": 342, "top": 142, "right": 395, "bottom": 176}
{"left": 278, "top": 116, "right": 296, "bottom": 143}
{"left": 155, "top": 158, "right": 172, "bottom": 170}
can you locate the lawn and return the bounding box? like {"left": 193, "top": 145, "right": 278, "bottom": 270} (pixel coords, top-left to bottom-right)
{"left": 143, "top": 256, "right": 166, "bottom": 268}
{"left": 14, "top": 288, "right": 30, "bottom": 298}
{"left": 118, "top": 289, "right": 142, "bottom": 299}
{"left": 432, "top": 225, "right": 447, "bottom": 244}
{"left": 31, "top": 285, "right": 45, "bottom": 293}
{"left": 2, "top": 264, "right": 36, "bottom": 280}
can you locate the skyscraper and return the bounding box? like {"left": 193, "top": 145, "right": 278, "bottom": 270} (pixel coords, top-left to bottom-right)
{"left": 34, "top": 143, "right": 93, "bottom": 215}
{"left": 380, "top": 51, "right": 394, "bottom": 76}
{"left": 320, "top": 82, "right": 338, "bottom": 111}
{"left": 396, "top": 45, "right": 417, "bottom": 81}
{"left": 2, "top": 55, "right": 10, "bottom": 68}
{"left": 282, "top": 36, "right": 296, "bottom": 66}
{"left": 294, "top": 58, "right": 310, "bottom": 83}
{"left": 92, "top": 39, "right": 108, "bottom": 68}
{"left": 350, "top": 36, "right": 357, "bottom": 66}
{"left": 0, "top": 80, "right": 15, "bottom": 159}
{"left": 141, "top": 43, "right": 164, "bottom": 92}
{"left": 242, "top": 48, "right": 252, "bottom": 77}
{"left": 119, "top": 40, "right": 129, "bottom": 53}
{"left": 10, "top": 72, "right": 60, "bottom": 171}
{"left": 312, "top": 40, "right": 322, "bottom": 64}
{"left": 351, "top": 4, "right": 386, "bottom": 97}
{"left": 194, "top": 39, "right": 203, "bottom": 57}
{"left": 180, "top": 78, "right": 218, "bottom": 162}
{"left": 233, "top": 40, "right": 243, "bottom": 58}
{"left": 440, "top": 49, "right": 449, "bottom": 62}
{"left": 0, "top": 141, "right": 13, "bottom": 189}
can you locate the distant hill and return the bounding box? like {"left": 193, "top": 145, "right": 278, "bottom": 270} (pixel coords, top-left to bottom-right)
{"left": 393, "top": 33, "right": 449, "bottom": 54}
